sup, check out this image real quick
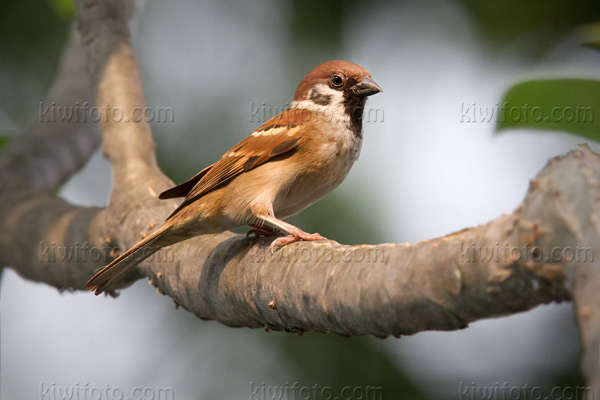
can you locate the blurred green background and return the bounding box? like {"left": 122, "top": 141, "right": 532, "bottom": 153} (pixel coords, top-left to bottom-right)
{"left": 1, "top": 0, "right": 599, "bottom": 399}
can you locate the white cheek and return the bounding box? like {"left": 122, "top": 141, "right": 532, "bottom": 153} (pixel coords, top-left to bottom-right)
{"left": 290, "top": 84, "right": 349, "bottom": 126}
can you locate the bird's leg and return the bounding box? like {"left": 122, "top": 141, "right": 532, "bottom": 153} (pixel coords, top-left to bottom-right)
{"left": 256, "top": 215, "right": 327, "bottom": 252}
{"left": 246, "top": 223, "right": 285, "bottom": 238}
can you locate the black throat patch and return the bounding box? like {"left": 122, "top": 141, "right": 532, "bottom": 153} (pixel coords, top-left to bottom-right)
{"left": 344, "top": 94, "right": 367, "bottom": 139}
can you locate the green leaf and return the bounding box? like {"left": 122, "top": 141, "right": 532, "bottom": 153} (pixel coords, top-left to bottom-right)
{"left": 496, "top": 79, "right": 600, "bottom": 141}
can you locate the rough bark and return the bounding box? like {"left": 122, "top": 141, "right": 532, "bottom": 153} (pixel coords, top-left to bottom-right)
{"left": 0, "top": 0, "right": 597, "bottom": 395}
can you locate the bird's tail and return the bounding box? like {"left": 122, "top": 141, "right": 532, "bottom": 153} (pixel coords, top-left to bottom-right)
{"left": 85, "top": 224, "right": 175, "bottom": 295}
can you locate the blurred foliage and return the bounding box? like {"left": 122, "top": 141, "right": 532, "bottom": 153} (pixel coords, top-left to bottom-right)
{"left": 496, "top": 362, "right": 586, "bottom": 400}
{"left": 581, "top": 22, "right": 600, "bottom": 51}
{"left": 552, "top": 362, "right": 586, "bottom": 398}
{"left": 497, "top": 79, "right": 600, "bottom": 141}
{"left": 583, "top": 39, "right": 600, "bottom": 51}
{"left": 289, "top": 0, "right": 359, "bottom": 50}
{"left": 275, "top": 333, "right": 426, "bottom": 399}
{"left": 46, "top": 0, "right": 75, "bottom": 20}
{"left": 286, "top": 192, "right": 386, "bottom": 245}
{"left": 0, "top": 135, "right": 10, "bottom": 152}
{"left": 285, "top": 0, "right": 361, "bottom": 87}
{"left": 460, "top": 0, "right": 600, "bottom": 58}
{"left": 0, "top": 0, "right": 71, "bottom": 131}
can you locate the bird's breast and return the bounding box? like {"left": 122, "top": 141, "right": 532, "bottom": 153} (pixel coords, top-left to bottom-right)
{"left": 274, "top": 126, "right": 362, "bottom": 218}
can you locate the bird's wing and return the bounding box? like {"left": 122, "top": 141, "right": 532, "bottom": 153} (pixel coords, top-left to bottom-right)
{"left": 158, "top": 164, "right": 214, "bottom": 200}
{"left": 162, "top": 108, "right": 310, "bottom": 220}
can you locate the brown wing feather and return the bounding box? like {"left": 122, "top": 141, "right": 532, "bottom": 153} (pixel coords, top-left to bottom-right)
{"left": 164, "top": 109, "right": 310, "bottom": 220}
{"left": 158, "top": 164, "right": 214, "bottom": 199}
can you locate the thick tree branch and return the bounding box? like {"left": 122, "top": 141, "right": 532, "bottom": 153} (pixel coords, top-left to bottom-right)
{"left": 0, "top": 24, "right": 103, "bottom": 288}
{"left": 0, "top": 0, "right": 598, "bottom": 395}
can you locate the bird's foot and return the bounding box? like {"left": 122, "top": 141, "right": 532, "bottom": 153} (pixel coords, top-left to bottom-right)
{"left": 270, "top": 230, "right": 326, "bottom": 253}
{"left": 247, "top": 223, "right": 285, "bottom": 238}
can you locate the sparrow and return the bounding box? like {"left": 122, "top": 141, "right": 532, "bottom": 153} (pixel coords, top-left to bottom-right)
{"left": 86, "top": 60, "right": 382, "bottom": 295}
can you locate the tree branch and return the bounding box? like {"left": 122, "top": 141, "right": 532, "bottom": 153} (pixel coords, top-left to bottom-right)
{"left": 0, "top": 0, "right": 598, "bottom": 395}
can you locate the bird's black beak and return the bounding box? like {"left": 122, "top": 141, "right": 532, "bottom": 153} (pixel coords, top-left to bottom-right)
{"left": 352, "top": 77, "right": 382, "bottom": 96}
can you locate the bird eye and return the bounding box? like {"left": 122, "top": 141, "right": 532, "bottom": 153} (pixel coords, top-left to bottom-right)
{"left": 330, "top": 74, "right": 345, "bottom": 88}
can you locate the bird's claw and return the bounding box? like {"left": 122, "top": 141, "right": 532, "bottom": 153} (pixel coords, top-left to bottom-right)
{"left": 269, "top": 232, "right": 327, "bottom": 253}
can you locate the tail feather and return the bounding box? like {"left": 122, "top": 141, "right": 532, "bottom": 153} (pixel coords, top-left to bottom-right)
{"left": 86, "top": 224, "right": 173, "bottom": 295}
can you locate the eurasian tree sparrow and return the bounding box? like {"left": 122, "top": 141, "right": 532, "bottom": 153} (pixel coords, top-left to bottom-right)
{"left": 86, "top": 60, "right": 382, "bottom": 294}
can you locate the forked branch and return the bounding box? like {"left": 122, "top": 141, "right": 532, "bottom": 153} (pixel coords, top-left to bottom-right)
{"left": 0, "top": 0, "right": 597, "bottom": 395}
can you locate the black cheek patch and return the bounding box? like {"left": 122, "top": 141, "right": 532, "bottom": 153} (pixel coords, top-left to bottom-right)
{"left": 310, "top": 90, "right": 332, "bottom": 106}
